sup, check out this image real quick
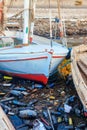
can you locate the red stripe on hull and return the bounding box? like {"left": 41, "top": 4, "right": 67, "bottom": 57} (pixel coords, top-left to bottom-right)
{"left": 0, "top": 56, "right": 48, "bottom": 62}
{"left": 52, "top": 56, "right": 65, "bottom": 58}
{"left": 0, "top": 70, "right": 48, "bottom": 84}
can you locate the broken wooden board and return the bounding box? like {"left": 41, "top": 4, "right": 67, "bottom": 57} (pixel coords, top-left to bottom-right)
{"left": 0, "top": 106, "right": 15, "bottom": 130}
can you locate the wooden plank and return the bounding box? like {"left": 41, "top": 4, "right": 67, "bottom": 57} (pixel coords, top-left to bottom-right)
{"left": 79, "top": 54, "right": 87, "bottom": 67}
{"left": 0, "top": 106, "right": 15, "bottom": 130}
{"left": 78, "top": 61, "right": 87, "bottom": 77}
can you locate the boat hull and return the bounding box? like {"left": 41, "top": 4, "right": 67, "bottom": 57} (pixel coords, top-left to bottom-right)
{"left": 71, "top": 44, "right": 87, "bottom": 110}
{"left": 0, "top": 36, "right": 68, "bottom": 84}
{"left": 0, "top": 53, "right": 66, "bottom": 84}
{"left": 0, "top": 52, "right": 51, "bottom": 84}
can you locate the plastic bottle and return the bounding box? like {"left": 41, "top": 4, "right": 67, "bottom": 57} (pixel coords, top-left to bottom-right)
{"left": 33, "top": 119, "right": 46, "bottom": 130}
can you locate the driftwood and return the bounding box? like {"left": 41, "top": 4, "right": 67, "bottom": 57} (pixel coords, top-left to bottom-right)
{"left": 71, "top": 44, "right": 87, "bottom": 110}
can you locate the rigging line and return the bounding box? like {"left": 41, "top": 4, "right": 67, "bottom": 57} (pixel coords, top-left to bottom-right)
{"left": 49, "top": 0, "right": 52, "bottom": 47}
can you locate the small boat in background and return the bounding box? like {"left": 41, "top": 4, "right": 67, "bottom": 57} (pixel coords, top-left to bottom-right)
{"left": 0, "top": 0, "right": 68, "bottom": 84}
{"left": 71, "top": 44, "right": 87, "bottom": 111}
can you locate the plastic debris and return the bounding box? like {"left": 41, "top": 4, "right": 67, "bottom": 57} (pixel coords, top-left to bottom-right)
{"left": 51, "top": 115, "right": 58, "bottom": 126}
{"left": 64, "top": 104, "right": 72, "bottom": 113}
{"left": 58, "top": 117, "right": 62, "bottom": 123}
{"left": 28, "top": 99, "right": 38, "bottom": 106}
{"left": 49, "top": 83, "right": 55, "bottom": 88}
{"left": 49, "top": 96, "right": 55, "bottom": 100}
{"left": 3, "top": 83, "right": 12, "bottom": 87}
{"left": 0, "top": 103, "right": 11, "bottom": 113}
{"left": 14, "top": 87, "right": 27, "bottom": 91}
{"left": 19, "top": 109, "right": 37, "bottom": 119}
{"left": 10, "top": 90, "right": 24, "bottom": 98}
{"left": 11, "top": 100, "right": 26, "bottom": 106}
{"left": 32, "top": 84, "right": 44, "bottom": 89}
{"left": 33, "top": 119, "right": 46, "bottom": 130}
{"left": 4, "top": 76, "right": 13, "bottom": 80}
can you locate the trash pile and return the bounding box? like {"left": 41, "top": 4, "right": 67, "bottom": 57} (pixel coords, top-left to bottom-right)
{"left": 58, "top": 58, "right": 71, "bottom": 80}
{"left": 0, "top": 74, "right": 87, "bottom": 130}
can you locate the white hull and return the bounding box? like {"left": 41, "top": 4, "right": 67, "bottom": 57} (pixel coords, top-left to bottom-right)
{"left": 0, "top": 34, "right": 68, "bottom": 84}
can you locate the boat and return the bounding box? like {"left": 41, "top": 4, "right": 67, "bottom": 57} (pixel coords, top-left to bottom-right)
{"left": 0, "top": 0, "right": 68, "bottom": 84}
{"left": 0, "top": 106, "right": 15, "bottom": 130}
{"left": 71, "top": 44, "right": 87, "bottom": 111}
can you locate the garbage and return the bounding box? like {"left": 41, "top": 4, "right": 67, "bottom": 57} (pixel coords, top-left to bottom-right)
{"left": 9, "top": 115, "right": 28, "bottom": 130}
{"left": 0, "top": 92, "right": 6, "bottom": 96}
{"left": 64, "top": 104, "right": 72, "bottom": 113}
{"left": 32, "top": 84, "right": 44, "bottom": 89}
{"left": 61, "top": 91, "right": 66, "bottom": 97}
{"left": 48, "top": 83, "right": 55, "bottom": 88}
{"left": 40, "top": 117, "right": 50, "bottom": 126}
{"left": 68, "top": 117, "right": 73, "bottom": 125}
{"left": 63, "top": 114, "right": 69, "bottom": 124}
{"left": 32, "top": 119, "right": 46, "bottom": 130}
{"left": 44, "top": 124, "right": 53, "bottom": 130}
{"left": 14, "top": 87, "right": 27, "bottom": 91}
{"left": 3, "top": 76, "right": 13, "bottom": 80}
{"left": 51, "top": 115, "right": 58, "bottom": 126}
{"left": 49, "top": 96, "right": 55, "bottom": 100}
{"left": 10, "top": 90, "right": 24, "bottom": 98}
{"left": 74, "top": 108, "right": 81, "bottom": 117}
{"left": 0, "top": 74, "right": 86, "bottom": 130}
{"left": 0, "top": 97, "right": 15, "bottom": 103}
{"left": 0, "top": 103, "right": 11, "bottom": 113}
{"left": 42, "top": 107, "right": 49, "bottom": 119}
{"left": 51, "top": 111, "right": 62, "bottom": 116}
{"left": 28, "top": 99, "right": 38, "bottom": 106}
{"left": 19, "top": 109, "right": 37, "bottom": 119}
{"left": 57, "top": 123, "right": 68, "bottom": 130}
{"left": 47, "top": 107, "right": 55, "bottom": 130}
{"left": 65, "top": 96, "right": 76, "bottom": 104}
{"left": 76, "top": 122, "right": 86, "bottom": 129}
{"left": 10, "top": 100, "right": 26, "bottom": 106}
{"left": 58, "top": 117, "right": 63, "bottom": 123}
{"left": 3, "top": 83, "right": 12, "bottom": 87}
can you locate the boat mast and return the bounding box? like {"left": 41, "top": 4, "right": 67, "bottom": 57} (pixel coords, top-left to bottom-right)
{"left": 23, "top": 0, "right": 30, "bottom": 45}
{"left": 23, "top": 0, "right": 36, "bottom": 45}
{"left": 29, "top": 0, "right": 37, "bottom": 43}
